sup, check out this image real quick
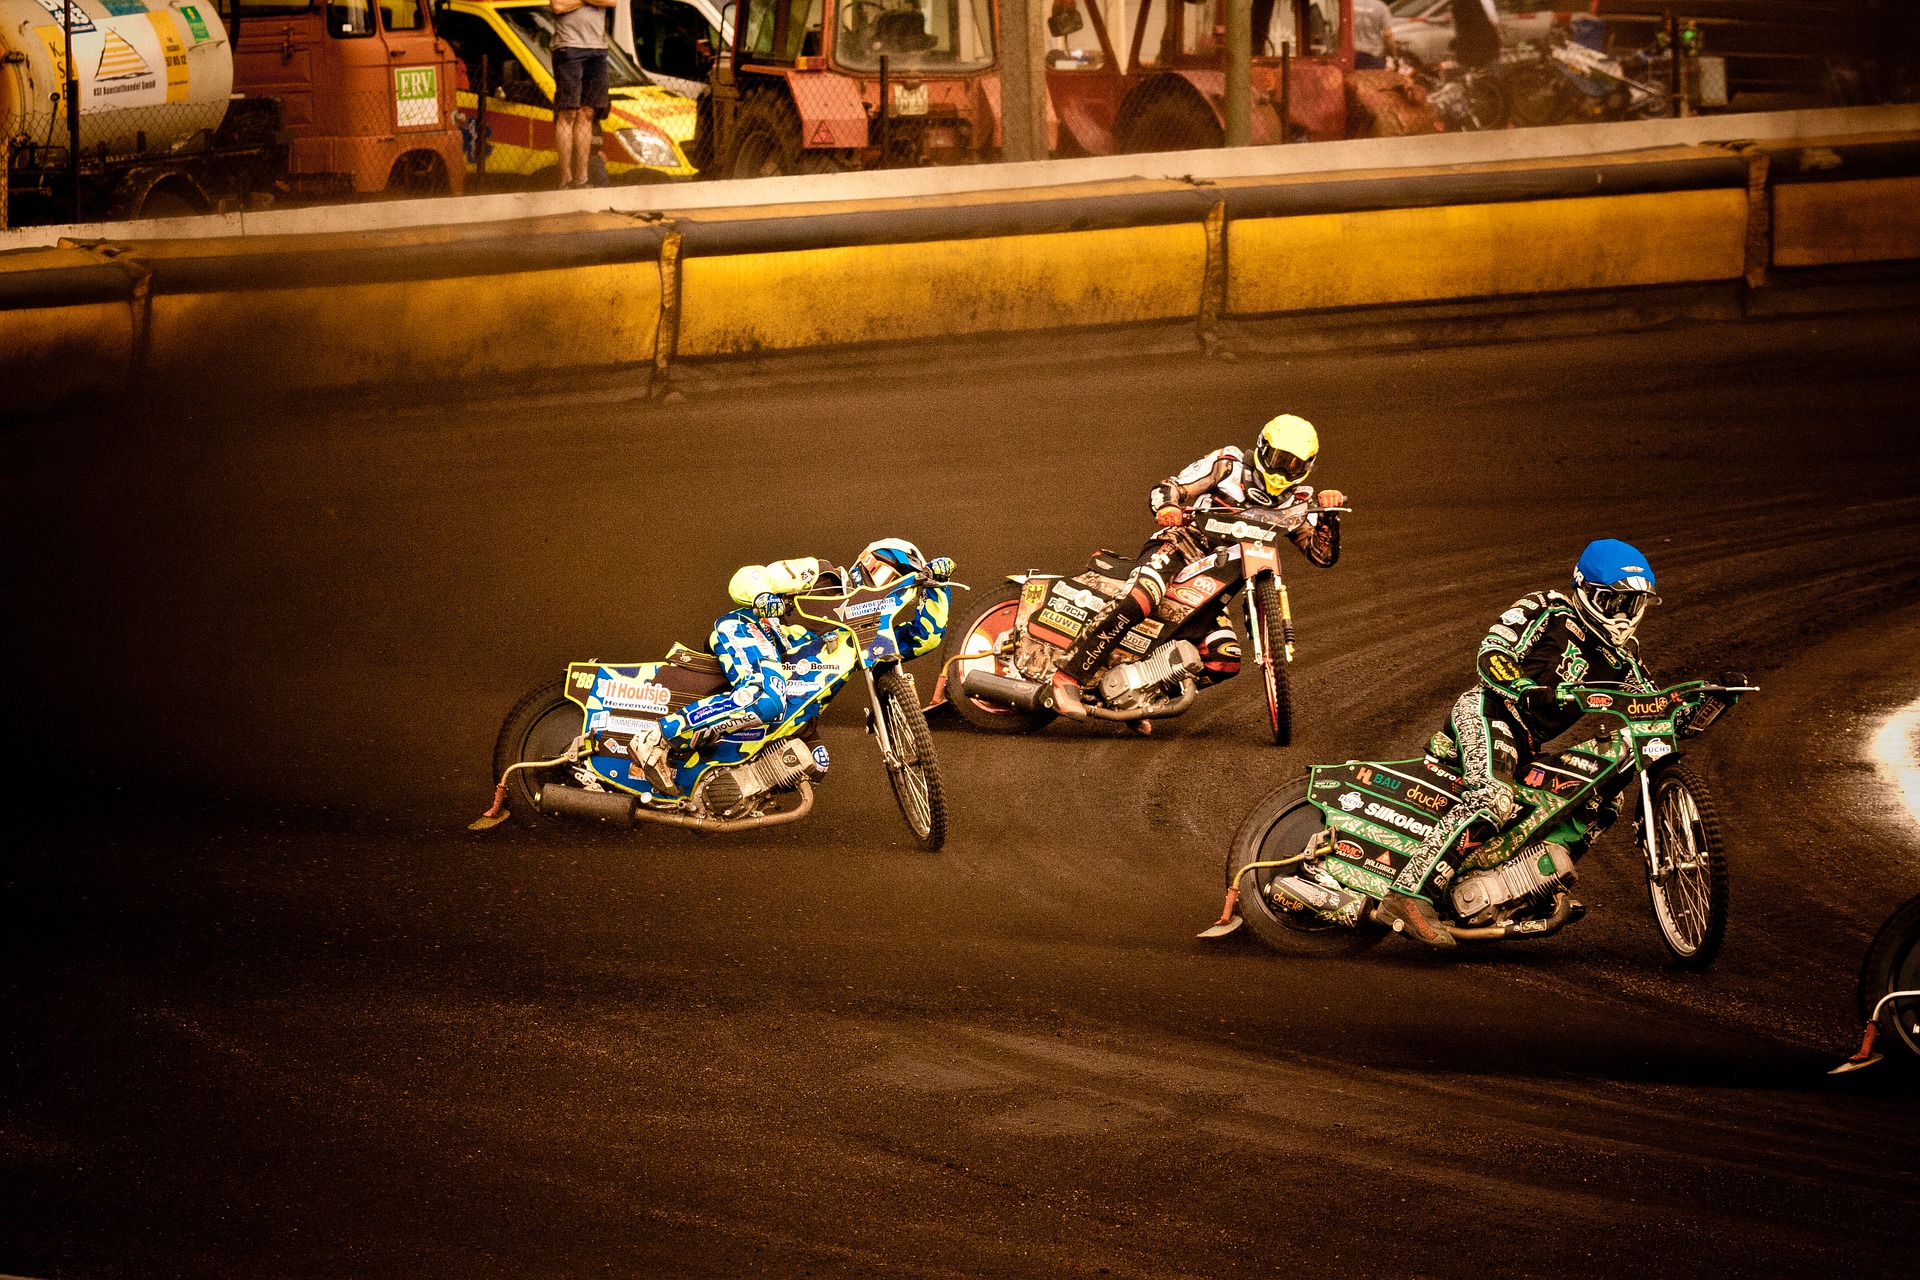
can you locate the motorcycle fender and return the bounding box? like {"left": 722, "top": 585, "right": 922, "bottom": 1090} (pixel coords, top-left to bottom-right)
{"left": 1242, "top": 542, "right": 1279, "bottom": 577}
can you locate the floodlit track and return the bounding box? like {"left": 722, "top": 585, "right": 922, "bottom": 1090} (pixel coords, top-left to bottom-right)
{"left": 6, "top": 310, "right": 1920, "bottom": 1277}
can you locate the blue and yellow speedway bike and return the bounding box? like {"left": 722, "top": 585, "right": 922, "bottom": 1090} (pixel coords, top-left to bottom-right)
{"left": 471, "top": 568, "right": 955, "bottom": 850}
{"left": 1204, "top": 676, "right": 1757, "bottom": 966}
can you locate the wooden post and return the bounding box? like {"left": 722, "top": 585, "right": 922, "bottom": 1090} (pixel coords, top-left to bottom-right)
{"left": 1225, "top": 0, "right": 1251, "bottom": 147}
{"left": 1278, "top": 40, "right": 1291, "bottom": 143}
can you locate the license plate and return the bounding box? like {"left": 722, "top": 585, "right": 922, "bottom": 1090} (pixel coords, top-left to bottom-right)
{"left": 891, "top": 84, "right": 928, "bottom": 116}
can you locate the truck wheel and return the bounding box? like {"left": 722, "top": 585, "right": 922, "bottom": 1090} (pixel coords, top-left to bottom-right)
{"left": 387, "top": 151, "right": 450, "bottom": 195}
{"left": 1117, "top": 92, "right": 1223, "bottom": 154}
{"left": 687, "top": 92, "right": 715, "bottom": 176}
{"left": 138, "top": 190, "right": 201, "bottom": 219}
{"left": 728, "top": 94, "right": 804, "bottom": 178}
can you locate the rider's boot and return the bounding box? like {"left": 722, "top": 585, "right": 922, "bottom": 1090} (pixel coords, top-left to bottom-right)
{"left": 1375, "top": 893, "right": 1457, "bottom": 948}
{"left": 628, "top": 722, "right": 682, "bottom": 797}
{"left": 1051, "top": 671, "right": 1089, "bottom": 719}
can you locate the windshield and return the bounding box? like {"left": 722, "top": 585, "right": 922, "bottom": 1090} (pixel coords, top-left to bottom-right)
{"left": 502, "top": 7, "right": 655, "bottom": 89}
{"left": 837, "top": 0, "right": 994, "bottom": 74}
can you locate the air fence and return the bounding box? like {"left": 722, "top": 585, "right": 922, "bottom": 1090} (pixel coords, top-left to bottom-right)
{"left": 4, "top": 101, "right": 1917, "bottom": 415}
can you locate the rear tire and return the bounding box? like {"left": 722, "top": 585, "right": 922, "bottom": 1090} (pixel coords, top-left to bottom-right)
{"left": 1226, "top": 779, "right": 1382, "bottom": 956}
{"left": 1858, "top": 893, "right": 1920, "bottom": 1073}
{"left": 490, "top": 678, "right": 586, "bottom": 825}
{"left": 1643, "top": 762, "right": 1729, "bottom": 968}
{"left": 876, "top": 668, "right": 947, "bottom": 851}
{"left": 945, "top": 584, "right": 1058, "bottom": 735}
{"left": 1253, "top": 576, "right": 1294, "bottom": 747}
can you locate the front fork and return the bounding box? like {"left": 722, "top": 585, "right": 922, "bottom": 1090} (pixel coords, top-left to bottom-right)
{"left": 863, "top": 665, "right": 901, "bottom": 767}
{"left": 1637, "top": 763, "right": 1663, "bottom": 877}
{"left": 1243, "top": 571, "right": 1298, "bottom": 666}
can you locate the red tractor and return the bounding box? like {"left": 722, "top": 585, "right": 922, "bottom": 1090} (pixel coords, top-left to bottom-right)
{"left": 700, "top": 0, "right": 1044, "bottom": 177}
{"left": 1046, "top": 0, "right": 1437, "bottom": 155}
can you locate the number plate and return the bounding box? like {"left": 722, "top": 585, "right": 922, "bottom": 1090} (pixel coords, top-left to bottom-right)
{"left": 891, "top": 84, "right": 929, "bottom": 116}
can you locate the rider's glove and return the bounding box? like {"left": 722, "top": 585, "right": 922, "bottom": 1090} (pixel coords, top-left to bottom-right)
{"left": 1519, "top": 685, "right": 1565, "bottom": 720}
{"left": 752, "top": 592, "right": 788, "bottom": 620}
{"left": 1155, "top": 505, "right": 1188, "bottom": 528}
{"left": 927, "top": 556, "right": 955, "bottom": 582}
{"left": 1315, "top": 489, "right": 1348, "bottom": 510}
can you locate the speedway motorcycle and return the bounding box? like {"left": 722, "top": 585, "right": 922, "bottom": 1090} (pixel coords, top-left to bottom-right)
{"left": 1833, "top": 892, "right": 1920, "bottom": 1075}
{"left": 472, "top": 570, "right": 950, "bottom": 850}
{"left": 937, "top": 503, "right": 1345, "bottom": 745}
{"left": 1205, "top": 676, "right": 1755, "bottom": 964}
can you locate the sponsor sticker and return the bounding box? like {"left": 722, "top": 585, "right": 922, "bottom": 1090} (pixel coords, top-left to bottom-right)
{"left": 1487, "top": 653, "right": 1522, "bottom": 683}
{"left": 1403, "top": 783, "right": 1450, "bottom": 814}
{"left": 1628, "top": 695, "right": 1670, "bottom": 717}
{"left": 1641, "top": 739, "right": 1672, "bottom": 760}
{"left": 1561, "top": 753, "right": 1601, "bottom": 774}
{"left": 1337, "top": 791, "right": 1364, "bottom": 812}
{"left": 1170, "top": 584, "right": 1213, "bottom": 608}
{"left": 1357, "top": 765, "right": 1400, "bottom": 792}
{"left": 811, "top": 744, "right": 831, "bottom": 773}
{"left": 1489, "top": 624, "right": 1520, "bottom": 644}
{"left": 394, "top": 64, "right": 440, "bottom": 128}
{"left": 1501, "top": 607, "right": 1527, "bottom": 626}
{"left": 1202, "top": 516, "right": 1279, "bottom": 543}
{"left": 1034, "top": 608, "right": 1084, "bottom": 639}
{"left": 840, "top": 597, "right": 888, "bottom": 619}
{"left": 1313, "top": 779, "right": 1340, "bottom": 790}
{"left": 1524, "top": 767, "right": 1546, "bottom": 787}
{"left": 179, "top": 4, "right": 210, "bottom": 41}
{"left": 1333, "top": 839, "right": 1366, "bottom": 860}
{"left": 1556, "top": 642, "right": 1590, "bottom": 684}
{"left": 1584, "top": 693, "right": 1613, "bottom": 710}
{"left": 596, "top": 676, "right": 673, "bottom": 712}
{"left": 1362, "top": 801, "right": 1432, "bottom": 838}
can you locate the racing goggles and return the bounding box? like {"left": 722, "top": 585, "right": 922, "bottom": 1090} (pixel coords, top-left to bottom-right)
{"left": 1581, "top": 583, "right": 1660, "bottom": 620}
{"left": 857, "top": 549, "right": 911, "bottom": 589}
{"left": 1254, "top": 442, "right": 1314, "bottom": 492}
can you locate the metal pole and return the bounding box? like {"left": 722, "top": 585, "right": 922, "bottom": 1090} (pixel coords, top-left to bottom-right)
{"left": 1224, "top": 0, "right": 1250, "bottom": 147}
{"left": 877, "top": 53, "right": 890, "bottom": 164}
{"left": 64, "top": 0, "right": 79, "bottom": 222}
{"left": 1278, "top": 38, "right": 1290, "bottom": 143}
{"left": 1665, "top": 7, "right": 1680, "bottom": 118}
{"left": 475, "top": 55, "right": 488, "bottom": 180}
{"left": 998, "top": 0, "right": 1049, "bottom": 162}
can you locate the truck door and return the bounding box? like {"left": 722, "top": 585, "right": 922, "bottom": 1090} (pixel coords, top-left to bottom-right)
{"left": 376, "top": 0, "right": 447, "bottom": 138}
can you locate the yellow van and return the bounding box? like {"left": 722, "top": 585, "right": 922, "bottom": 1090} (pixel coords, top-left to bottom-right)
{"left": 438, "top": 0, "right": 697, "bottom": 184}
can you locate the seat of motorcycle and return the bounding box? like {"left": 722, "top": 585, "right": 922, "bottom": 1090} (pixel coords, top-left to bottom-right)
{"left": 659, "top": 642, "right": 729, "bottom": 698}
{"left": 1084, "top": 548, "right": 1137, "bottom": 577}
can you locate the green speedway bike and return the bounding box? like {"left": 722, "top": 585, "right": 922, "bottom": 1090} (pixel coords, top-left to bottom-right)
{"left": 1208, "top": 677, "right": 1755, "bottom": 966}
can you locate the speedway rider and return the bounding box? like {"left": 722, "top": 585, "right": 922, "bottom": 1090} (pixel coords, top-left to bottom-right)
{"left": 629, "top": 540, "right": 953, "bottom": 795}
{"left": 1050, "top": 414, "right": 1348, "bottom": 718}
{"left": 1375, "top": 539, "right": 1660, "bottom": 947}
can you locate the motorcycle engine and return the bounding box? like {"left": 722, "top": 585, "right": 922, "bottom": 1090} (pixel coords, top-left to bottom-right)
{"left": 1097, "top": 640, "right": 1203, "bottom": 711}
{"left": 1450, "top": 844, "right": 1577, "bottom": 925}
{"left": 696, "top": 738, "right": 829, "bottom": 817}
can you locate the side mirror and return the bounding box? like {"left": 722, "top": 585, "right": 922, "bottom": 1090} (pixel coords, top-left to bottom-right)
{"left": 1047, "top": 0, "right": 1083, "bottom": 39}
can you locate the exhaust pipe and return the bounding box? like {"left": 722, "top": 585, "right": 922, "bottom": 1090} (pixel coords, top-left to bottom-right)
{"left": 959, "top": 669, "right": 1050, "bottom": 710}
{"left": 538, "top": 784, "right": 636, "bottom": 825}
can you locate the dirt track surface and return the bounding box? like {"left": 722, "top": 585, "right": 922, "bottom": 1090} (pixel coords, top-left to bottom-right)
{"left": 6, "top": 310, "right": 1920, "bottom": 1278}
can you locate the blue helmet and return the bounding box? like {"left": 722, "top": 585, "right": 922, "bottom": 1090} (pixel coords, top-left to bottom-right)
{"left": 1572, "top": 539, "right": 1659, "bottom": 645}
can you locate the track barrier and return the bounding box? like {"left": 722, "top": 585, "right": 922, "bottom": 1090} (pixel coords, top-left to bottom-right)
{"left": 4, "top": 114, "right": 1917, "bottom": 415}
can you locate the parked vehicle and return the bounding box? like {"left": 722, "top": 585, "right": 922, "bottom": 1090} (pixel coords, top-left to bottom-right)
{"left": 941, "top": 503, "right": 1346, "bottom": 744}
{"left": 1044, "top": 0, "right": 1438, "bottom": 154}
{"left": 439, "top": 0, "right": 694, "bottom": 186}
{"left": 626, "top": 0, "right": 730, "bottom": 98}
{"left": 1383, "top": 0, "right": 1564, "bottom": 71}
{"left": 1207, "top": 676, "right": 1755, "bottom": 962}
{"left": 2, "top": 0, "right": 465, "bottom": 222}
{"left": 699, "top": 0, "right": 1009, "bottom": 177}
{"left": 476, "top": 567, "right": 950, "bottom": 849}
{"left": 1833, "top": 892, "right": 1920, "bottom": 1075}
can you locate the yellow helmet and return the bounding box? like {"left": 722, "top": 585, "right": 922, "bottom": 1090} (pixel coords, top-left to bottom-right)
{"left": 1254, "top": 414, "right": 1319, "bottom": 498}
{"left": 728, "top": 557, "right": 823, "bottom": 606}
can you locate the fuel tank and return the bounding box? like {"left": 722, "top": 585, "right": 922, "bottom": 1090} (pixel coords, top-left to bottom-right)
{"left": 0, "top": 0, "right": 232, "bottom": 156}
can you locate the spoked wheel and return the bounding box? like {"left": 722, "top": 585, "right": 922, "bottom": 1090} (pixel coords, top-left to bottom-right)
{"left": 1252, "top": 575, "right": 1293, "bottom": 747}
{"left": 1643, "top": 762, "right": 1729, "bottom": 968}
{"left": 1225, "top": 780, "right": 1382, "bottom": 956}
{"left": 945, "top": 584, "right": 1057, "bottom": 735}
{"left": 875, "top": 668, "right": 947, "bottom": 851}
{"left": 1858, "top": 893, "right": 1920, "bottom": 1073}
{"left": 490, "top": 679, "right": 587, "bottom": 824}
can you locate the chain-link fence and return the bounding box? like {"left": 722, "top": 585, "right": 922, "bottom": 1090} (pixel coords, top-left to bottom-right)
{"left": 5, "top": 0, "right": 1913, "bottom": 229}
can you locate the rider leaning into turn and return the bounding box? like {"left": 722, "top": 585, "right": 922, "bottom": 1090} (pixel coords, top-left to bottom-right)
{"left": 1051, "top": 414, "right": 1349, "bottom": 718}
{"left": 1376, "top": 538, "right": 1662, "bottom": 947}
{"left": 629, "top": 540, "right": 954, "bottom": 795}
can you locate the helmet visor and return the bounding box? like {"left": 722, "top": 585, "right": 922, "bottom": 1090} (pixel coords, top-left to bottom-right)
{"left": 1255, "top": 440, "right": 1313, "bottom": 492}
{"left": 1583, "top": 585, "right": 1660, "bottom": 622}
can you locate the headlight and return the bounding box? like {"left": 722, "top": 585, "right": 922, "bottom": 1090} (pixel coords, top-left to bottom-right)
{"left": 615, "top": 126, "right": 680, "bottom": 169}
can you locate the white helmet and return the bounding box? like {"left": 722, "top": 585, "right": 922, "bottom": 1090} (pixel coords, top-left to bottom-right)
{"left": 853, "top": 538, "right": 924, "bottom": 589}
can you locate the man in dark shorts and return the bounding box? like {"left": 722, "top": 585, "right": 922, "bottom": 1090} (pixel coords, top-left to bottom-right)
{"left": 551, "top": 0, "right": 615, "bottom": 189}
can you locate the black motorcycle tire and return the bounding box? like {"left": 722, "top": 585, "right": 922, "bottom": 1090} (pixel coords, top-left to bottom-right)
{"left": 1226, "top": 779, "right": 1383, "bottom": 957}
{"left": 491, "top": 678, "right": 587, "bottom": 825}
{"left": 1857, "top": 892, "right": 1920, "bottom": 1073}
{"left": 1642, "top": 761, "right": 1729, "bottom": 969}
{"left": 1253, "top": 575, "right": 1294, "bottom": 748}
{"left": 875, "top": 667, "right": 947, "bottom": 851}
{"left": 945, "top": 584, "right": 1058, "bottom": 736}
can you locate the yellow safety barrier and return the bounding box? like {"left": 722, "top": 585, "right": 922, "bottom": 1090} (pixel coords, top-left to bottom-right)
{"left": 679, "top": 224, "right": 1207, "bottom": 356}
{"left": 1772, "top": 177, "right": 1920, "bottom": 269}
{"left": 1226, "top": 189, "right": 1750, "bottom": 316}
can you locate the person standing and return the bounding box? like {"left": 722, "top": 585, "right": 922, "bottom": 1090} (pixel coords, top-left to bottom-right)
{"left": 1451, "top": 0, "right": 1502, "bottom": 71}
{"left": 551, "top": 0, "right": 616, "bottom": 189}
{"left": 1352, "top": 0, "right": 1392, "bottom": 70}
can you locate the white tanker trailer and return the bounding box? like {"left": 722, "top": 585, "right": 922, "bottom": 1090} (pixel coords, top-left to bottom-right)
{"left": 3, "top": 0, "right": 282, "bottom": 224}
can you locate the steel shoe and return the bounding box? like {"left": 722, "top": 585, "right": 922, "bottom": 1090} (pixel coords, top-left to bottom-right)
{"left": 628, "top": 722, "right": 681, "bottom": 797}
{"left": 1374, "top": 893, "right": 1457, "bottom": 949}
{"left": 1050, "top": 672, "right": 1089, "bottom": 719}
